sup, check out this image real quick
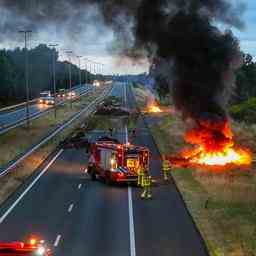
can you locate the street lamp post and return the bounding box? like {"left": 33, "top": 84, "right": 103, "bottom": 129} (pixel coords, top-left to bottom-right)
{"left": 77, "top": 55, "right": 83, "bottom": 87}
{"left": 84, "top": 61, "right": 88, "bottom": 86}
{"left": 19, "top": 30, "right": 32, "bottom": 128}
{"left": 66, "top": 51, "right": 73, "bottom": 108}
{"left": 49, "top": 44, "right": 58, "bottom": 119}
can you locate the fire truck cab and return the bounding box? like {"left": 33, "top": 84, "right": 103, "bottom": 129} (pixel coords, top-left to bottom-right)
{"left": 88, "top": 137, "right": 149, "bottom": 184}
{"left": 0, "top": 238, "right": 52, "bottom": 255}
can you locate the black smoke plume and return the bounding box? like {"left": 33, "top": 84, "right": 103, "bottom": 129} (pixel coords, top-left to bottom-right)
{"left": 0, "top": 0, "right": 245, "bottom": 130}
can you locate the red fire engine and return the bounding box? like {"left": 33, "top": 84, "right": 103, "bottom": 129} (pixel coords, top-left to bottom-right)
{"left": 0, "top": 238, "right": 52, "bottom": 255}
{"left": 88, "top": 137, "right": 149, "bottom": 184}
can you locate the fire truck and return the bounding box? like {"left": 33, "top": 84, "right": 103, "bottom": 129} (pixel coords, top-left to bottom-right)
{"left": 0, "top": 238, "right": 52, "bottom": 255}
{"left": 88, "top": 137, "right": 149, "bottom": 184}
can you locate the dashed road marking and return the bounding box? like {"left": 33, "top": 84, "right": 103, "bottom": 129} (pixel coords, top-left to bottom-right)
{"left": 54, "top": 235, "right": 62, "bottom": 247}
{"left": 78, "top": 184, "right": 82, "bottom": 189}
{"left": 68, "top": 204, "right": 74, "bottom": 213}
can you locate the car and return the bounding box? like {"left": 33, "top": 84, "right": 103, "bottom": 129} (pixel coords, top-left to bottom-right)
{"left": 67, "top": 91, "right": 76, "bottom": 99}
{"left": 0, "top": 238, "right": 52, "bottom": 255}
{"left": 39, "top": 96, "right": 55, "bottom": 105}
{"left": 57, "top": 89, "right": 66, "bottom": 98}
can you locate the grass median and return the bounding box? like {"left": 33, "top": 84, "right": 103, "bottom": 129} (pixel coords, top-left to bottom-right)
{"left": 132, "top": 85, "right": 256, "bottom": 256}
{"left": 0, "top": 85, "right": 111, "bottom": 205}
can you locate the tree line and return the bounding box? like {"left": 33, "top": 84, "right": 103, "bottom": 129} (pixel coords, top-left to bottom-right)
{"left": 0, "top": 44, "right": 95, "bottom": 106}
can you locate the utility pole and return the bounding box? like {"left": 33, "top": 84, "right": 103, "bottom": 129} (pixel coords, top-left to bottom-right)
{"left": 49, "top": 44, "right": 58, "bottom": 119}
{"left": 19, "top": 30, "right": 32, "bottom": 128}
{"left": 66, "top": 51, "right": 73, "bottom": 108}
{"left": 77, "top": 55, "right": 83, "bottom": 87}
{"left": 84, "top": 61, "right": 88, "bottom": 86}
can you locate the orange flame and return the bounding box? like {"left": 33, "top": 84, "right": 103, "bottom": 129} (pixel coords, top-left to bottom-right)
{"left": 148, "top": 104, "right": 162, "bottom": 113}
{"left": 182, "top": 120, "right": 252, "bottom": 167}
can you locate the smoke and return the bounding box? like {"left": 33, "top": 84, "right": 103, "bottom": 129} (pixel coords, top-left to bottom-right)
{"left": 0, "top": 0, "right": 245, "bottom": 127}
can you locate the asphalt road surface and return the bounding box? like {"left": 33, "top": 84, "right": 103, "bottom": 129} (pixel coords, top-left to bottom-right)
{"left": 0, "top": 82, "right": 208, "bottom": 255}
{"left": 0, "top": 84, "right": 91, "bottom": 131}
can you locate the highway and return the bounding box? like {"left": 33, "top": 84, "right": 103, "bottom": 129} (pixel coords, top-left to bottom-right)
{"left": 0, "top": 82, "right": 208, "bottom": 255}
{"left": 0, "top": 84, "right": 92, "bottom": 133}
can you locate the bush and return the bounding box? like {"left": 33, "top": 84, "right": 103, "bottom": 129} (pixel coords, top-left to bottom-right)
{"left": 230, "top": 97, "right": 256, "bottom": 123}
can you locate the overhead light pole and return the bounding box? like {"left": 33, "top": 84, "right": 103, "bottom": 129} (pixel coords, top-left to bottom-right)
{"left": 84, "top": 61, "right": 88, "bottom": 86}
{"left": 19, "top": 30, "right": 32, "bottom": 128}
{"left": 49, "top": 44, "right": 58, "bottom": 119}
{"left": 66, "top": 50, "right": 73, "bottom": 108}
{"left": 77, "top": 55, "right": 83, "bottom": 88}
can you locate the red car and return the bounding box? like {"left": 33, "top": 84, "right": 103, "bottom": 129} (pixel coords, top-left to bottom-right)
{"left": 0, "top": 238, "right": 52, "bottom": 255}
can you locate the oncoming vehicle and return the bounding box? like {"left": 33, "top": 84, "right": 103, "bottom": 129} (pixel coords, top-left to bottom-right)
{"left": 40, "top": 96, "right": 55, "bottom": 105}
{"left": 93, "top": 80, "right": 104, "bottom": 87}
{"left": 88, "top": 137, "right": 149, "bottom": 184}
{"left": 57, "top": 89, "right": 66, "bottom": 98}
{"left": 39, "top": 91, "right": 54, "bottom": 105}
{"left": 67, "top": 91, "right": 76, "bottom": 99}
{"left": 0, "top": 238, "right": 52, "bottom": 255}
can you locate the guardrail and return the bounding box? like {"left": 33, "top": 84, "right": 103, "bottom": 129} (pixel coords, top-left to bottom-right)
{"left": 0, "top": 84, "right": 91, "bottom": 114}
{"left": 0, "top": 86, "right": 92, "bottom": 136}
{"left": 0, "top": 99, "right": 38, "bottom": 114}
{"left": 0, "top": 85, "right": 113, "bottom": 177}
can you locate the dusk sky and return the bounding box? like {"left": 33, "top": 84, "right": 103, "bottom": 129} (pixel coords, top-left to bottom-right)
{"left": 0, "top": 0, "right": 255, "bottom": 75}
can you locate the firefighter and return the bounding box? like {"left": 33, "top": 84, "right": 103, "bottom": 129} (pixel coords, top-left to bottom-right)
{"left": 109, "top": 128, "right": 113, "bottom": 137}
{"left": 141, "top": 175, "right": 152, "bottom": 199}
{"left": 137, "top": 165, "right": 145, "bottom": 187}
{"left": 132, "top": 128, "right": 136, "bottom": 138}
{"left": 162, "top": 156, "right": 171, "bottom": 181}
{"left": 88, "top": 154, "right": 97, "bottom": 181}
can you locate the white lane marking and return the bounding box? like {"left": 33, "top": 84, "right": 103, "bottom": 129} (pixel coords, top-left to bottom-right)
{"left": 78, "top": 184, "right": 82, "bottom": 190}
{"left": 128, "top": 187, "right": 136, "bottom": 256}
{"left": 125, "top": 125, "right": 129, "bottom": 145}
{"left": 124, "top": 83, "right": 127, "bottom": 105}
{"left": 68, "top": 204, "right": 74, "bottom": 213}
{"left": 54, "top": 235, "right": 62, "bottom": 247}
{"left": 0, "top": 149, "right": 64, "bottom": 224}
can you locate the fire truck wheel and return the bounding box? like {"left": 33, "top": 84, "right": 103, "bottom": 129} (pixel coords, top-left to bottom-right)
{"left": 105, "top": 176, "right": 112, "bottom": 185}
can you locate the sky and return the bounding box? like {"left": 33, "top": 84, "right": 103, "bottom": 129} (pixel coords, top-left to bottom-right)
{"left": 59, "top": 0, "right": 256, "bottom": 75}
{"left": 0, "top": 0, "right": 255, "bottom": 75}
{"left": 233, "top": 0, "right": 256, "bottom": 59}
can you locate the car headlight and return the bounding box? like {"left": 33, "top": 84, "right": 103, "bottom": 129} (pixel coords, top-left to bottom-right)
{"left": 46, "top": 100, "right": 49, "bottom": 104}
{"left": 36, "top": 246, "right": 46, "bottom": 255}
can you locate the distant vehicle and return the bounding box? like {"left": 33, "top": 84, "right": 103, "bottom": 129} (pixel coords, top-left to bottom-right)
{"left": 93, "top": 80, "right": 104, "bottom": 87}
{"left": 67, "top": 91, "right": 76, "bottom": 99}
{"left": 39, "top": 91, "right": 54, "bottom": 105}
{"left": 39, "top": 96, "right": 55, "bottom": 105}
{"left": 57, "top": 88, "right": 66, "bottom": 98}
{"left": 0, "top": 238, "right": 52, "bottom": 255}
{"left": 88, "top": 137, "right": 149, "bottom": 184}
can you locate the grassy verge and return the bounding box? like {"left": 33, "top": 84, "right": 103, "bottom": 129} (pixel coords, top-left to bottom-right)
{"left": 0, "top": 86, "right": 109, "bottom": 167}
{"left": 0, "top": 85, "right": 111, "bottom": 205}
{"left": 133, "top": 85, "right": 256, "bottom": 256}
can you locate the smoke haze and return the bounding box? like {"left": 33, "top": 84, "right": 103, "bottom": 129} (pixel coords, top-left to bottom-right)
{"left": 0, "top": 0, "right": 246, "bottom": 124}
